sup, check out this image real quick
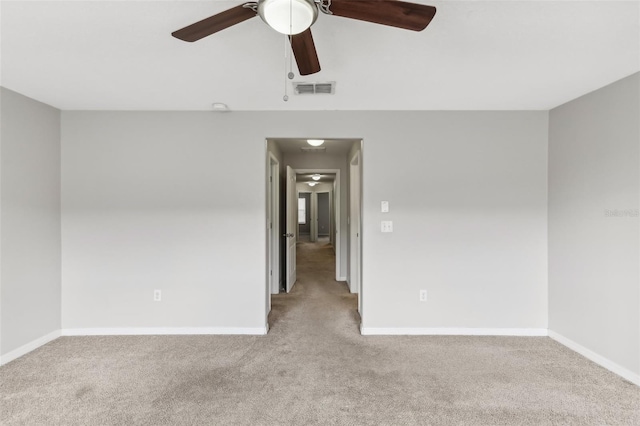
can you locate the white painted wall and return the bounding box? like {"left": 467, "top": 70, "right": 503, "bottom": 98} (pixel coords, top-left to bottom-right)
{"left": 362, "top": 113, "right": 548, "bottom": 330}
{"left": 0, "top": 88, "right": 61, "bottom": 358}
{"left": 549, "top": 72, "right": 639, "bottom": 376}
{"left": 61, "top": 111, "right": 548, "bottom": 332}
{"left": 61, "top": 112, "right": 266, "bottom": 331}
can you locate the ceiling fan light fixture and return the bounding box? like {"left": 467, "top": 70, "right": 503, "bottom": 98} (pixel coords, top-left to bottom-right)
{"left": 307, "top": 139, "right": 324, "bottom": 146}
{"left": 258, "top": 0, "right": 318, "bottom": 35}
{"left": 211, "top": 102, "right": 230, "bottom": 112}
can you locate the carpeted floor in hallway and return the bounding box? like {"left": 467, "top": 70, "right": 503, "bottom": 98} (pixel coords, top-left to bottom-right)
{"left": 1, "top": 240, "right": 639, "bottom": 425}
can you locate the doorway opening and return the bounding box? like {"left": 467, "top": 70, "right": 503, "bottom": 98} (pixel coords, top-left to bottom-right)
{"left": 265, "top": 138, "right": 363, "bottom": 329}
{"left": 317, "top": 192, "right": 331, "bottom": 243}
{"left": 297, "top": 191, "right": 312, "bottom": 242}
{"left": 350, "top": 151, "right": 362, "bottom": 314}
{"left": 266, "top": 152, "right": 280, "bottom": 315}
{"left": 296, "top": 188, "right": 332, "bottom": 244}
{"left": 292, "top": 168, "right": 340, "bottom": 285}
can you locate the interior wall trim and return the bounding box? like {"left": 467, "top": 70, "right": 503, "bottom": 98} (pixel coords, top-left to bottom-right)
{"left": 549, "top": 330, "right": 640, "bottom": 386}
{"left": 61, "top": 327, "right": 269, "bottom": 336}
{"left": 0, "top": 330, "right": 61, "bottom": 366}
{"left": 360, "top": 327, "right": 548, "bottom": 336}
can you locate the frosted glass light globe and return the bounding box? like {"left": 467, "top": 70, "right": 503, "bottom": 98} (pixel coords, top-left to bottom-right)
{"left": 307, "top": 139, "right": 324, "bottom": 146}
{"left": 258, "top": 0, "right": 318, "bottom": 35}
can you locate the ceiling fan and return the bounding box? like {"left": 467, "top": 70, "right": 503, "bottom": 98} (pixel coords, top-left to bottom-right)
{"left": 172, "top": 0, "right": 437, "bottom": 76}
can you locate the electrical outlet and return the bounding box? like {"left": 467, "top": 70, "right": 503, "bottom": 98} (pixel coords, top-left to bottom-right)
{"left": 419, "top": 289, "right": 428, "bottom": 302}
{"left": 154, "top": 289, "right": 162, "bottom": 302}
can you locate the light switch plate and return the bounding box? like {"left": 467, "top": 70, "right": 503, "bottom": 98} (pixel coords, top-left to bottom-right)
{"left": 381, "top": 221, "right": 393, "bottom": 232}
{"left": 381, "top": 201, "right": 389, "bottom": 213}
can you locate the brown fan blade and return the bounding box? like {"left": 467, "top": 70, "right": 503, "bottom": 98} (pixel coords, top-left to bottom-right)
{"left": 290, "top": 29, "right": 321, "bottom": 76}
{"left": 329, "top": 0, "right": 436, "bottom": 31}
{"left": 172, "top": 4, "right": 257, "bottom": 42}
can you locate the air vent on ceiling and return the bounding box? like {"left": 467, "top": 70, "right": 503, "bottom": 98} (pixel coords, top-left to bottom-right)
{"left": 300, "top": 147, "right": 327, "bottom": 153}
{"left": 293, "top": 81, "right": 336, "bottom": 95}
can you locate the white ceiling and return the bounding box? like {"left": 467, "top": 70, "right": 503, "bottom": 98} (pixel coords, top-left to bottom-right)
{"left": 297, "top": 172, "right": 335, "bottom": 184}
{"left": 1, "top": 1, "right": 638, "bottom": 111}
{"left": 273, "top": 138, "right": 357, "bottom": 154}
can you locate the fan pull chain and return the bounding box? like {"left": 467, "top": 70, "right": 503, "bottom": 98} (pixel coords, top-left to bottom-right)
{"left": 282, "top": 0, "right": 295, "bottom": 102}
{"left": 288, "top": 36, "right": 294, "bottom": 80}
{"left": 288, "top": 0, "right": 295, "bottom": 79}
{"left": 288, "top": 0, "right": 295, "bottom": 80}
{"left": 283, "top": 36, "right": 289, "bottom": 102}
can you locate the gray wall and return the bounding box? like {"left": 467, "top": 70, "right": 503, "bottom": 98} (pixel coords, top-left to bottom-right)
{"left": 317, "top": 193, "right": 330, "bottom": 236}
{"left": 62, "top": 112, "right": 266, "bottom": 330}
{"left": 0, "top": 88, "right": 61, "bottom": 357}
{"left": 61, "top": 111, "right": 548, "bottom": 331}
{"left": 549, "top": 72, "right": 639, "bottom": 375}
{"left": 362, "top": 113, "right": 548, "bottom": 329}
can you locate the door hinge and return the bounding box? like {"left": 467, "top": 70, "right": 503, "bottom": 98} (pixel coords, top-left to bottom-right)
{"left": 270, "top": 270, "right": 272, "bottom": 276}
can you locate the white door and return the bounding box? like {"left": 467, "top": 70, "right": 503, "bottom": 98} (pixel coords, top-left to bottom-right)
{"left": 267, "top": 156, "right": 279, "bottom": 300}
{"left": 285, "top": 166, "right": 297, "bottom": 292}
{"left": 310, "top": 192, "right": 318, "bottom": 242}
{"left": 350, "top": 153, "right": 362, "bottom": 313}
{"left": 267, "top": 166, "right": 273, "bottom": 311}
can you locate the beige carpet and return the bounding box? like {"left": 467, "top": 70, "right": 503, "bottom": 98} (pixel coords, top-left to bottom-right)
{"left": 1, "top": 241, "right": 639, "bottom": 425}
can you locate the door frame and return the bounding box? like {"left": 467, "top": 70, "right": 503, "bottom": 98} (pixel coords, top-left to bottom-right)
{"left": 349, "top": 150, "right": 363, "bottom": 314}
{"left": 266, "top": 152, "right": 280, "bottom": 308}
{"left": 316, "top": 191, "right": 331, "bottom": 239}
{"left": 295, "top": 168, "right": 341, "bottom": 281}
{"left": 285, "top": 166, "right": 298, "bottom": 292}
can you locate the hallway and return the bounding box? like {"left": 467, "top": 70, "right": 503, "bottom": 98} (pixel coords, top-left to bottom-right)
{"left": 269, "top": 240, "right": 360, "bottom": 336}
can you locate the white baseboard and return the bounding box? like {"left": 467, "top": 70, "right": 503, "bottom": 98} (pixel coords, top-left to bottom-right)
{"left": 337, "top": 276, "right": 347, "bottom": 282}
{"left": 0, "top": 329, "right": 61, "bottom": 366}
{"left": 548, "top": 330, "right": 640, "bottom": 386}
{"left": 360, "top": 327, "right": 548, "bottom": 336}
{"left": 61, "top": 327, "right": 268, "bottom": 336}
